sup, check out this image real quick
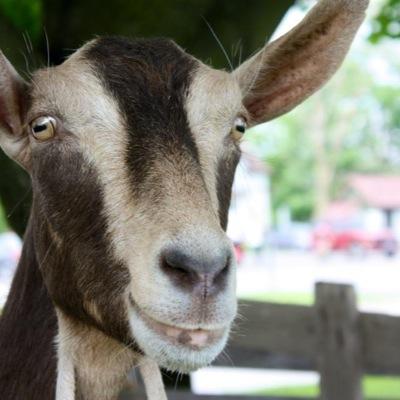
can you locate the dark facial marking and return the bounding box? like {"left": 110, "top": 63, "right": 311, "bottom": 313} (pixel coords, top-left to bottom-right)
{"left": 216, "top": 140, "right": 241, "bottom": 231}
{"left": 84, "top": 37, "right": 201, "bottom": 196}
{"left": 31, "top": 144, "right": 134, "bottom": 346}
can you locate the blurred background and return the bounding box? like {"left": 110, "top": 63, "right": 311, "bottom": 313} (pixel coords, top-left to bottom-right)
{"left": 1, "top": 0, "right": 400, "bottom": 398}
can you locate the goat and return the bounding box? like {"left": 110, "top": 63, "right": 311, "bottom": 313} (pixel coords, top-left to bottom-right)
{"left": 0, "top": 0, "right": 368, "bottom": 399}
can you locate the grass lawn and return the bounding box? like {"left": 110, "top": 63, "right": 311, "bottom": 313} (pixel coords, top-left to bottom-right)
{"left": 0, "top": 202, "right": 8, "bottom": 233}
{"left": 258, "top": 376, "right": 400, "bottom": 398}
{"left": 240, "top": 291, "right": 314, "bottom": 305}
{"left": 240, "top": 291, "right": 400, "bottom": 307}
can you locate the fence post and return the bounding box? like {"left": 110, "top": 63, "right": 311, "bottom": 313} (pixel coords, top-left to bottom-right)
{"left": 315, "top": 283, "right": 363, "bottom": 400}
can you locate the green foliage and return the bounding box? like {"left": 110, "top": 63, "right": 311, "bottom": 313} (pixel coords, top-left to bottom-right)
{"left": 246, "top": 120, "right": 316, "bottom": 221}
{"left": 0, "top": 201, "right": 8, "bottom": 233}
{"left": 0, "top": 0, "right": 43, "bottom": 41}
{"left": 370, "top": 0, "right": 400, "bottom": 42}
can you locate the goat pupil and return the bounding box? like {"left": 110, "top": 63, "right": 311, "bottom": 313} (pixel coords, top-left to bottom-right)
{"left": 33, "top": 124, "right": 47, "bottom": 133}
{"left": 236, "top": 124, "right": 246, "bottom": 134}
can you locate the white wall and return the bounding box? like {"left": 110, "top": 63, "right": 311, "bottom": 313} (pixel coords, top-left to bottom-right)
{"left": 227, "top": 163, "right": 271, "bottom": 249}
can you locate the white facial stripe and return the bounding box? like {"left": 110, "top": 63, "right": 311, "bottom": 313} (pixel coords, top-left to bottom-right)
{"left": 185, "top": 64, "right": 243, "bottom": 213}
{"left": 56, "top": 334, "right": 75, "bottom": 400}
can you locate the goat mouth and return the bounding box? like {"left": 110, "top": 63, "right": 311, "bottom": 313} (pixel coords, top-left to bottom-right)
{"left": 140, "top": 311, "right": 224, "bottom": 349}
{"left": 129, "top": 297, "right": 225, "bottom": 350}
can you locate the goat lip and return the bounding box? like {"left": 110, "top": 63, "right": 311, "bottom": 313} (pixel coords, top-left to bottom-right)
{"left": 133, "top": 306, "right": 225, "bottom": 349}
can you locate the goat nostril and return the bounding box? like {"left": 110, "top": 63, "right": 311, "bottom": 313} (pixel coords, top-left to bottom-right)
{"left": 160, "top": 247, "right": 232, "bottom": 291}
{"left": 160, "top": 251, "right": 198, "bottom": 288}
{"left": 161, "top": 253, "right": 189, "bottom": 276}
{"left": 170, "top": 264, "right": 187, "bottom": 275}
{"left": 222, "top": 261, "right": 229, "bottom": 275}
{"left": 212, "top": 255, "right": 230, "bottom": 284}
{"left": 174, "top": 266, "right": 187, "bottom": 274}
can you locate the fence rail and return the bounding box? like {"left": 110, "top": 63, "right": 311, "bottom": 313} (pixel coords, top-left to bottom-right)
{"left": 122, "top": 282, "right": 400, "bottom": 400}
{"left": 220, "top": 284, "right": 400, "bottom": 375}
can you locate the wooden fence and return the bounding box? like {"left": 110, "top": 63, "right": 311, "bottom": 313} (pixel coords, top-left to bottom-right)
{"left": 122, "top": 282, "right": 400, "bottom": 400}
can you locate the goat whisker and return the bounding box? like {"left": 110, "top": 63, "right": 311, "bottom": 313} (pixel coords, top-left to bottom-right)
{"left": 201, "top": 16, "right": 233, "bottom": 71}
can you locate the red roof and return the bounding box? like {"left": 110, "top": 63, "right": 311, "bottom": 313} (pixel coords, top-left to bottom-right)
{"left": 349, "top": 175, "right": 400, "bottom": 209}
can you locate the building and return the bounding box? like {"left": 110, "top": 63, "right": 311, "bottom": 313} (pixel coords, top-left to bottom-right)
{"left": 227, "top": 152, "right": 271, "bottom": 249}
{"left": 316, "top": 175, "right": 400, "bottom": 253}
{"left": 347, "top": 174, "right": 400, "bottom": 239}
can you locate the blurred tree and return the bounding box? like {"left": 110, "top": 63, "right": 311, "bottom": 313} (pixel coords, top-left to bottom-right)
{"left": 244, "top": 0, "right": 400, "bottom": 223}
{"left": 0, "top": 0, "right": 42, "bottom": 41}
{"left": 0, "top": 0, "right": 294, "bottom": 235}
{"left": 370, "top": 0, "right": 400, "bottom": 42}
{"left": 248, "top": 53, "right": 400, "bottom": 221}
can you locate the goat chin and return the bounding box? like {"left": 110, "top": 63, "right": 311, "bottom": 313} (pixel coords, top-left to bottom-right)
{"left": 129, "top": 307, "right": 230, "bottom": 373}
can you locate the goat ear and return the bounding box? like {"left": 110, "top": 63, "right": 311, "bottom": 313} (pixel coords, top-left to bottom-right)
{"left": 0, "top": 51, "right": 30, "bottom": 167}
{"left": 234, "top": 0, "right": 369, "bottom": 125}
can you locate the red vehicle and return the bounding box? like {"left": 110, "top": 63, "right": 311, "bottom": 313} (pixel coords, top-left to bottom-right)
{"left": 313, "top": 221, "right": 397, "bottom": 257}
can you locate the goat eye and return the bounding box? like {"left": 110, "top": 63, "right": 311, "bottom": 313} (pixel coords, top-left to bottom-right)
{"left": 30, "top": 116, "right": 56, "bottom": 141}
{"left": 232, "top": 117, "right": 247, "bottom": 140}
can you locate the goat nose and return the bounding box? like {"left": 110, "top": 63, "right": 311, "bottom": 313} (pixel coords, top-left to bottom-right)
{"left": 161, "top": 246, "right": 232, "bottom": 295}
